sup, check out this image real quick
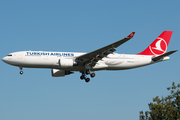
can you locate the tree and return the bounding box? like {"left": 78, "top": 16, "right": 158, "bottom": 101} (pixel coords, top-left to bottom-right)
{"left": 140, "top": 82, "right": 180, "bottom": 120}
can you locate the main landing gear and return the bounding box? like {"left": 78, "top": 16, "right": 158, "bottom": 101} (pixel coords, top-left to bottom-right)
{"left": 19, "top": 67, "right": 23, "bottom": 75}
{"left": 80, "top": 70, "right": 95, "bottom": 83}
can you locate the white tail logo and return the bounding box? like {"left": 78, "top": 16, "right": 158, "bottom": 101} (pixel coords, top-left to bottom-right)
{"left": 149, "top": 37, "right": 167, "bottom": 55}
{"left": 152, "top": 39, "right": 164, "bottom": 52}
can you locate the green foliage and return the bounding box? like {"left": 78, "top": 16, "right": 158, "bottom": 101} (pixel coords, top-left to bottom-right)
{"left": 140, "top": 82, "right": 180, "bottom": 120}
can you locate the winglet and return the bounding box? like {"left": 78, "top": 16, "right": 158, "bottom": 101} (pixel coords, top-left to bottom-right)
{"left": 126, "top": 32, "right": 135, "bottom": 38}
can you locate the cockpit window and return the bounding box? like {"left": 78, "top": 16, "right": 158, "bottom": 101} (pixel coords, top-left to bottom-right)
{"left": 7, "top": 54, "right": 12, "bottom": 56}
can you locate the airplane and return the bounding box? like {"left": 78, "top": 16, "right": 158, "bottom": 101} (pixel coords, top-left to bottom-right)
{"left": 2, "top": 31, "right": 177, "bottom": 82}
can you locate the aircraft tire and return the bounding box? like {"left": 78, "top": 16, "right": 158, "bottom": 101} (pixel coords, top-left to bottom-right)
{"left": 86, "top": 70, "right": 90, "bottom": 75}
{"left": 20, "top": 71, "right": 23, "bottom": 75}
{"left": 85, "top": 78, "right": 90, "bottom": 83}
{"left": 90, "top": 73, "right": 95, "bottom": 78}
{"left": 80, "top": 75, "right": 85, "bottom": 80}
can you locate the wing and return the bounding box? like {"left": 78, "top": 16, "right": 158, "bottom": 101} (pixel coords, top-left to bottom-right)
{"left": 75, "top": 32, "right": 135, "bottom": 67}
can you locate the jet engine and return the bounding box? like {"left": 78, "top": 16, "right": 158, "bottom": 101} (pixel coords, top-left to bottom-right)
{"left": 59, "top": 59, "right": 75, "bottom": 68}
{"left": 51, "top": 69, "right": 73, "bottom": 77}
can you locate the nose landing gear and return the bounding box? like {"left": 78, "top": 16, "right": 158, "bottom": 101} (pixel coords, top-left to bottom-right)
{"left": 19, "top": 67, "right": 23, "bottom": 75}
{"left": 20, "top": 71, "right": 23, "bottom": 75}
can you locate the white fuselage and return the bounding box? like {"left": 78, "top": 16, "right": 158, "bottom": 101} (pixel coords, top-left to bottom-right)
{"left": 2, "top": 51, "right": 170, "bottom": 71}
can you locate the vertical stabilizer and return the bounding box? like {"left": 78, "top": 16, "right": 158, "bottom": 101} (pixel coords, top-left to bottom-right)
{"left": 137, "top": 31, "right": 173, "bottom": 55}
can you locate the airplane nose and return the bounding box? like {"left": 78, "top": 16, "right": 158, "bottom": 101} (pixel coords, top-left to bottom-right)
{"left": 2, "top": 57, "right": 7, "bottom": 63}
{"left": 2, "top": 57, "right": 5, "bottom": 62}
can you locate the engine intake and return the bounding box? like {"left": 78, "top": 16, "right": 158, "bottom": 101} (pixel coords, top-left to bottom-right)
{"left": 59, "top": 59, "right": 74, "bottom": 68}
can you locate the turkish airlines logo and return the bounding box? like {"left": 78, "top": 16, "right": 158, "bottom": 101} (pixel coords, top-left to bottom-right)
{"left": 149, "top": 37, "right": 167, "bottom": 55}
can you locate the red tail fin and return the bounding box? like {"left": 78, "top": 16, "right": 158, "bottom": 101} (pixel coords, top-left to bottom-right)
{"left": 137, "top": 31, "right": 173, "bottom": 55}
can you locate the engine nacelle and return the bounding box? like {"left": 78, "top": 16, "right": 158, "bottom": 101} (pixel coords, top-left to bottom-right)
{"left": 59, "top": 59, "right": 74, "bottom": 68}
{"left": 51, "top": 69, "right": 73, "bottom": 77}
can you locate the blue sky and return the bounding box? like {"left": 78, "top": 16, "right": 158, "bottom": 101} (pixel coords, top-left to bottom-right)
{"left": 0, "top": 0, "right": 180, "bottom": 120}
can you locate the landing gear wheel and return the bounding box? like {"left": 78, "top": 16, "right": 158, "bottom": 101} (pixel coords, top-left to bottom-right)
{"left": 90, "top": 73, "right": 95, "bottom": 78}
{"left": 20, "top": 71, "right": 23, "bottom": 75}
{"left": 80, "top": 75, "right": 85, "bottom": 80}
{"left": 85, "top": 78, "right": 90, "bottom": 83}
{"left": 86, "top": 70, "right": 90, "bottom": 75}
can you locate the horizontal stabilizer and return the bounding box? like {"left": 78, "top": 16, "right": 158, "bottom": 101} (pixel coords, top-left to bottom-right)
{"left": 152, "top": 50, "right": 178, "bottom": 61}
